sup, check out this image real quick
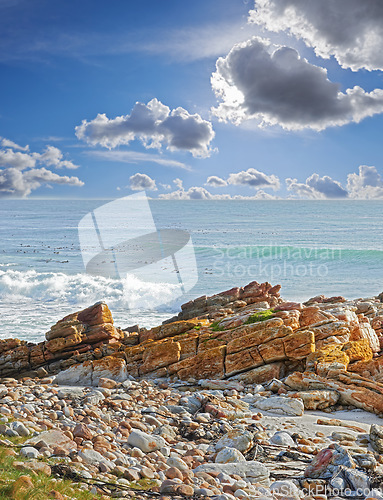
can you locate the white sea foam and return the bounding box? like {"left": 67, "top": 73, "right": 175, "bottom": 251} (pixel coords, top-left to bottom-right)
{"left": 0, "top": 268, "right": 182, "bottom": 310}
{"left": 0, "top": 268, "right": 182, "bottom": 342}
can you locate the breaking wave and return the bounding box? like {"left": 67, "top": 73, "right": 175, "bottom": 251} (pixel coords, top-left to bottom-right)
{"left": 0, "top": 268, "right": 182, "bottom": 312}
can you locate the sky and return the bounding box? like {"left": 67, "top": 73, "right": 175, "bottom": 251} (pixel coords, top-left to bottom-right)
{"left": 1, "top": 0, "right": 383, "bottom": 199}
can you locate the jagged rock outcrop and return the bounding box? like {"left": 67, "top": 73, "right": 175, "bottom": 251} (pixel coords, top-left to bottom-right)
{"left": 165, "top": 281, "right": 283, "bottom": 323}
{"left": 0, "top": 302, "right": 124, "bottom": 378}
{"left": 2, "top": 280, "right": 383, "bottom": 418}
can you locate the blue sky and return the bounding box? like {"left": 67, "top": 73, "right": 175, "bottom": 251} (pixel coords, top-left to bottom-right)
{"left": 1, "top": 0, "right": 383, "bottom": 199}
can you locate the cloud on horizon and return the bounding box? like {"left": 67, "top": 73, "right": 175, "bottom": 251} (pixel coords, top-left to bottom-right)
{"left": 152, "top": 165, "right": 383, "bottom": 200}
{"left": 227, "top": 167, "right": 280, "bottom": 190}
{"left": 159, "top": 185, "right": 278, "bottom": 200}
{"left": 286, "top": 166, "right": 383, "bottom": 199}
{"left": 76, "top": 98, "right": 215, "bottom": 158}
{"left": 249, "top": 0, "right": 383, "bottom": 71}
{"left": 211, "top": 37, "right": 383, "bottom": 131}
{"left": 347, "top": 165, "right": 383, "bottom": 199}
{"left": 0, "top": 139, "right": 83, "bottom": 197}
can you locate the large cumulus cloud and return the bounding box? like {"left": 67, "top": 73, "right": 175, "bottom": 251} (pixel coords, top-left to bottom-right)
{"left": 249, "top": 0, "right": 383, "bottom": 71}
{"left": 211, "top": 37, "right": 383, "bottom": 131}
{"left": 347, "top": 166, "right": 383, "bottom": 199}
{"left": 76, "top": 98, "right": 215, "bottom": 158}
{"left": 286, "top": 174, "right": 348, "bottom": 199}
{"left": 129, "top": 173, "right": 157, "bottom": 191}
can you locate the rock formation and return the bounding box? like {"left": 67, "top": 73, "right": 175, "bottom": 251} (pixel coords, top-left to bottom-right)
{"left": 2, "top": 280, "right": 383, "bottom": 416}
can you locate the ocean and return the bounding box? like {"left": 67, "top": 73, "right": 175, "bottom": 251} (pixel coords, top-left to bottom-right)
{"left": 1, "top": 199, "right": 382, "bottom": 342}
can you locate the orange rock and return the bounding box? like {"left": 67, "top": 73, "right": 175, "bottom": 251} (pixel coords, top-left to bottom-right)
{"left": 98, "top": 377, "right": 118, "bottom": 389}
{"left": 225, "top": 347, "right": 263, "bottom": 377}
{"left": 176, "top": 346, "right": 226, "bottom": 380}
{"left": 231, "top": 362, "right": 285, "bottom": 384}
{"left": 77, "top": 301, "right": 113, "bottom": 326}
{"left": 73, "top": 423, "right": 93, "bottom": 440}
{"left": 84, "top": 323, "right": 122, "bottom": 343}
{"left": 10, "top": 476, "right": 34, "bottom": 499}
{"left": 285, "top": 370, "right": 383, "bottom": 415}
{"left": 306, "top": 344, "right": 350, "bottom": 373}
{"left": 139, "top": 319, "right": 201, "bottom": 343}
{"left": 358, "top": 320, "right": 380, "bottom": 353}
{"left": 342, "top": 339, "right": 373, "bottom": 363}
{"left": 45, "top": 317, "right": 85, "bottom": 341}
{"left": 174, "top": 332, "right": 198, "bottom": 359}
{"left": 92, "top": 355, "right": 127, "bottom": 383}
{"left": 225, "top": 318, "right": 285, "bottom": 355}
{"left": 29, "top": 343, "right": 45, "bottom": 367}
{"left": 299, "top": 306, "right": 336, "bottom": 328}
{"left": 45, "top": 332, "right": 83, "bottom": 353}
{"left": 348, "top": 355, "right": 383, "bottom": 378}
{"left": 49, "top": 491, "right": 64, "bottom": 500}
{"left": 140, "top": 339, "right": 181, "bottom": 375}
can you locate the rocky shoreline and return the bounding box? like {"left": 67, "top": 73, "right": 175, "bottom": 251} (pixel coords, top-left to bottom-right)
{"left": 1, "top": 281, "right": 383, "bottom": 499}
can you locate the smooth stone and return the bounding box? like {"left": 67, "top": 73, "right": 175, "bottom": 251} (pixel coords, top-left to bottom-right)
{"left": 79, "top": 448, "right": 114, "bottom": 469}
{"left": 20, "top": 446, "right": 39, "bottom": 459}
{"left": 193, "top": 461, "right": 269, "bottom": 486}
{"left": 254, "top": 396, "right": 304, "bottom": 416}
{"left": 270, "top": 480, "right": 300, "bottom": 499}
{"left": 215, "top": 429, "right": 253, "bottom": 453}
{"left": 127, "top": 429, "right": 166, "bottom": 453}
{"left": 215, "top": 447, "right": 246, "bottom": 464}
{"left": 269, "top": 431, "right": 295, "bottom": 447}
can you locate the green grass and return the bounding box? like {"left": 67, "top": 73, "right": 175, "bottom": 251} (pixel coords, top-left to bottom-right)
{"left": 210, "top": 321, "right": 225, "bottom": 332}
{"left": 244, "top": 309, "right": 275, "bottom": 324}
{"left": 129, "top": 478, "right": 157, "bottom": 491}
{"left": 0, "top": 446, "right": 102, "bottom": 500}
{"left": 202, "top": 336, "right": 226, "bottom": 343}
{"left": 0, "top": 444, "right": 158, "bottom": 499}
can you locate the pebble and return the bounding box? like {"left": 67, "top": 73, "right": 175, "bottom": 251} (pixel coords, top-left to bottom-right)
{"left": 20, "top": 446, "right": 40, "bottom": 459}
{"left": 0, "top": 372, "right": 375, "bottom": 500}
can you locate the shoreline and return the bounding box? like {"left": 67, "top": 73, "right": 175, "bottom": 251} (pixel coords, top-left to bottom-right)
{"left": 1, "top": 280, "right": 383, "bottom": 498}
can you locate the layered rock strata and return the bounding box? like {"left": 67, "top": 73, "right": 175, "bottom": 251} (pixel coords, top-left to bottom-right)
{"left": 2, "top": 280, "right": 383, "bottom": 416}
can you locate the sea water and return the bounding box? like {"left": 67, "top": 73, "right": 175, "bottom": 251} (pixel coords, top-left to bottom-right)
{"left": 1, "top": 199, "right": 383, "bottom": 341}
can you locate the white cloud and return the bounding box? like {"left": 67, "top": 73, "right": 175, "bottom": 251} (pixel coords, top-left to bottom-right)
{"left": 347, "top": 165, "right": 383, "bottom": 199}
{"left": 0, "top": 139, "right": 83, "bottom": 197}
{"left": 306, "top": 173, "right": 348, "bottom": 198}
{"left": 211, "top": 37, "right": 383, "bottom": 131}
{"left": 286, "top": 168, "right": 383, "bottom": 199}
{"left": 129, "top": 173, "right": 157, "bottom": 191}
{"left": 286, "top": 178, "right": 324, "bottom": 199}
{"left": 0, "top": 137, "right": 29, "bottom": 151}
{"left": 0, "top": 143, "right": 78, "bottom": 170}
{"left": 173, "top": 178, "right": 184, "bottom": 189}
{"left": 227, "top": 167, "right": 280, "bottom": 190}
{"left": 205, "top": 175, "right": 227, "bottom": 187}
{"left": 0, "top": 148, "right": 36, "bottom": 170}
{"left": 286, "top": 174, "right": 348, "bottom": 199}
{"left": 87, "top": 150, "right": 191, "bottom": 170}
{"left": 249, "top": 0, "right": 383, "bottom": 71}
{"left": 252, "top": 189, "right": 278, "bottom": 200}
{"left": 159, "top": 185, "right": 279, "bottom": 200}
{"left": 0, "top": 167, "right": 83, "bottom": 197}
{"left": 39, "top": 145, "right": 78, "bottom": 169}
{"left": 76, "top": 98, "right": 215, "bottom": 158}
